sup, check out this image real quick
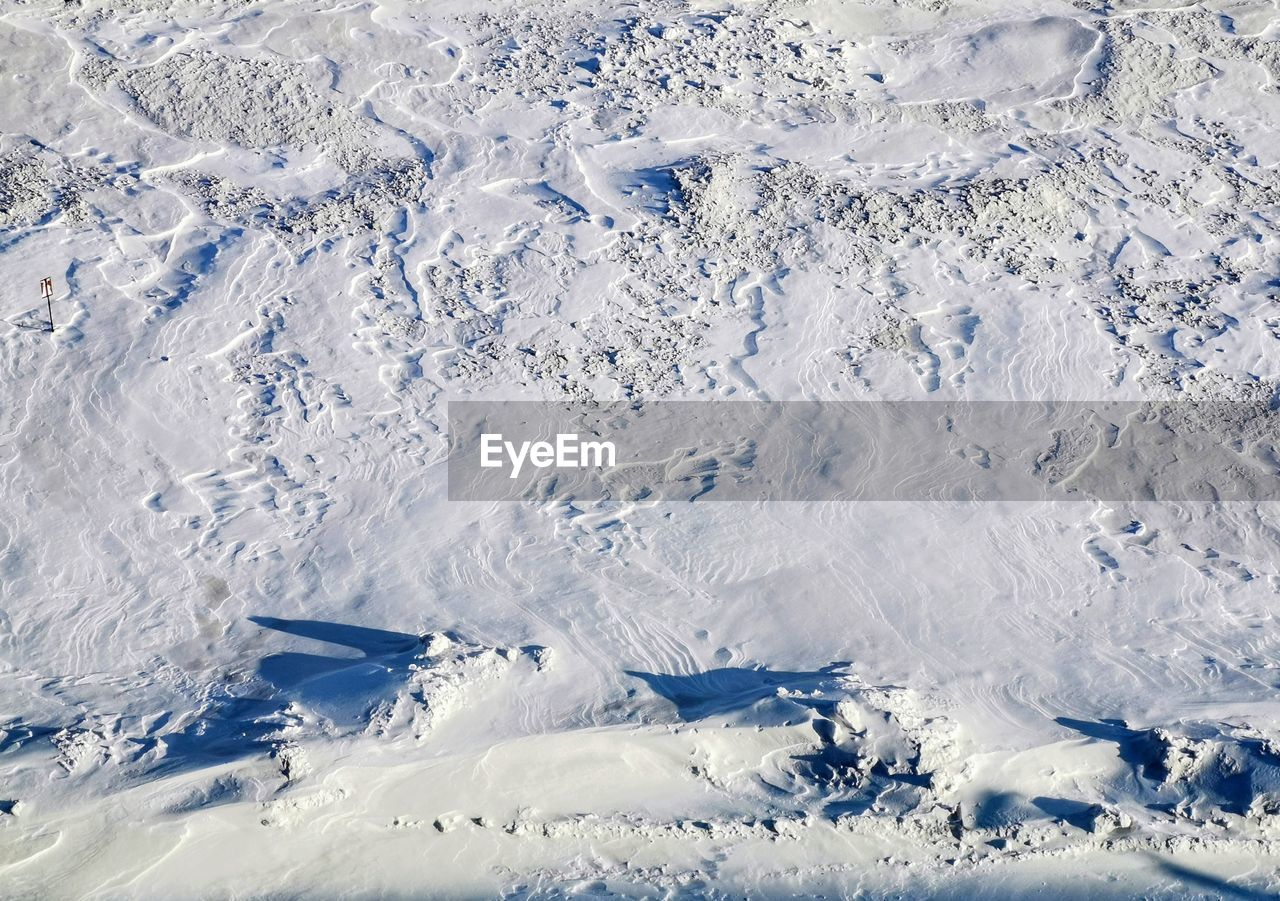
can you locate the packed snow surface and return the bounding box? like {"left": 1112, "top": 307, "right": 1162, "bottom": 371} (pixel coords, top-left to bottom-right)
{"left": 2, "top": 0, "right": 1280, "bottom": 896}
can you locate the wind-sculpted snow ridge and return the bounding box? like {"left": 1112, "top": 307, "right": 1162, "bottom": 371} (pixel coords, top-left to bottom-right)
{"left": 0, "top": 620, "right": 550, "bottom": 868}
{"left": 3, "top": 0, "right": 1280, "bottom": 895}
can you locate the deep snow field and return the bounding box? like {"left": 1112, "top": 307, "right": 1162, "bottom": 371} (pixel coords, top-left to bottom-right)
{"left": 2, "top": 0, "right": 1280, "bottom": 896}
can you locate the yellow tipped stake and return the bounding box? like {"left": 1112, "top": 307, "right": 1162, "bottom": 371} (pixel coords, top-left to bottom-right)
{"left": 40, "top": 277, "right": 54, "bottom": 332}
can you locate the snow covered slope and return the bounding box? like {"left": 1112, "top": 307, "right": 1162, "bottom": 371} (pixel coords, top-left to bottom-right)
{"left": 2, "top": 0, "right": 1280, "bottom": 896}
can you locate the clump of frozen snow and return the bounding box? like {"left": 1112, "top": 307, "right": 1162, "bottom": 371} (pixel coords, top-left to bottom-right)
{"left": 79, "top": 48, "right": 373, "bottom": 169}
{"left": 364, "top": 633, "right": 549, "bottom": 740}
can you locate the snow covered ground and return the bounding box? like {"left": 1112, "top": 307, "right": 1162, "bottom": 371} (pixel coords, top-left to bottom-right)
{"left": 2, "top": 0, "right": 1280, "bottom": 896}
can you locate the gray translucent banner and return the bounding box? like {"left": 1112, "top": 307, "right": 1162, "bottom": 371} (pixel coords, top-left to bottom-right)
{"left": 447, "top": 401, "right": 1280, "bottom": 502}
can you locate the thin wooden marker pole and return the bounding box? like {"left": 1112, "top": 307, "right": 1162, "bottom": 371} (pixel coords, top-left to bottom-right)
{"left": 40, "top": 277, "right": 54, "bottom": 332}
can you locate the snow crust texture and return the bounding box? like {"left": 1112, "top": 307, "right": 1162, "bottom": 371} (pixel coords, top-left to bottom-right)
{"left": 1, "top": 0, "right": 1280, "bottom": 896}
